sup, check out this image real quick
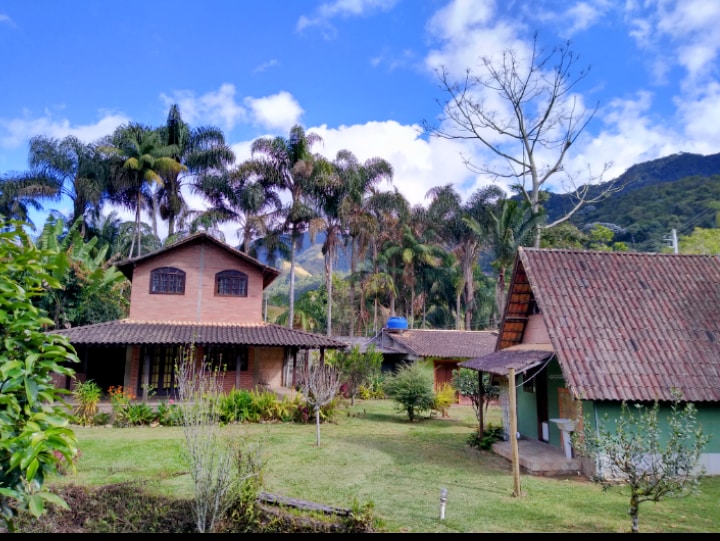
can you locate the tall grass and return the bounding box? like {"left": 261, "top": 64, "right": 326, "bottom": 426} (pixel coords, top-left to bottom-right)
{"left": 54, "top": 400, "right": 720, "bottom": 533}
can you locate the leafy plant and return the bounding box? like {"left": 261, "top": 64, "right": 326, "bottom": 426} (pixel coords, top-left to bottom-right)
{"left": 118, "top": 403, "right": 156, "bottom": 427}
{"left": 156, "top": 400, "right": 182, "bottom": 426}
{"left": 382, "top": 362, "right": 435, "bottom": 422}
{"left": 327, "top": 345, "right": 383, "bottom": 406}
{"left": 0, "top": 220, "right": 80, "bottom": 533}
{"left": 467, "top": 423, "right": 504, "bottom": 450}
{"left": 432, "top": 382, "right": 456, "bottom": 418}
{"left": 72, "top": 379, "right": 103, "bottom": 426}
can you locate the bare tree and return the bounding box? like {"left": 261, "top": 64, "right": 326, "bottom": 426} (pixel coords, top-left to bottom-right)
{"left": 174, "top": 347, "right": 264, "bottom": 533}
{"left": 300, "top": 357, "right": 342, "bottom": 447}
{"left": 424, "top": 33, "right": 627, "bottom": 247}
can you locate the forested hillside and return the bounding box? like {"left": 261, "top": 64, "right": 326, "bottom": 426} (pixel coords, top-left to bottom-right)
{"left": 544, "top": 152, "right": 720, "bottom": 252}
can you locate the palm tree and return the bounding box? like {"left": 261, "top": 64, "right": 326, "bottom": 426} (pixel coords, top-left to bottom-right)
{"left": 23, "top": 135, "right": 108, "bottom": 237}
{"left": 192, "top": 160, "right": 282, "bottom": 253}
{"left": 249, "top": 125, "right": 322, "bottom": 329}
{"left": 466, "top": 198, "right": 542, "bottom": 324}
{"left": 101, "top": 123, "right": 184, "bottom": 258}
{"left": 308, "top": 154, "right": 348, "bottom": 336}
{"left": 0, "top": 173, "right": 56, "bottom": 228}
{"left": 156, "top": 104, "right": 235, "bottom": 237}
{"left": 427, "top": 184, "right": 504, "bottom": 330}
{"left": 337, "top": 150, "right": 394, "bottom": 336}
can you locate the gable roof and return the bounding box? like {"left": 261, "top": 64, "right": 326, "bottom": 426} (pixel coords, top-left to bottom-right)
{"left": 51, "top": 320, "right": 348, "bottom": 349}
{"left": 369, "top": 329, "right": 498, "bottom": 359}
{"left": 499, "top": 247, "right": 720, "bottom": 403}
{"left": 115, "top": 232, "right": 281, "bottom": 289}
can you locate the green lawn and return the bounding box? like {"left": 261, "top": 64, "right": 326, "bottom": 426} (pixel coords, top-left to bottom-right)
{"left": 54, "top": 399, "right": 720, "bottom": 533}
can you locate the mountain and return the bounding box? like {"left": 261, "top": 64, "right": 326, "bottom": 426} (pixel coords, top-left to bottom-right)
{"left": 544, "top": 151, "right": 720, "bottom": 252}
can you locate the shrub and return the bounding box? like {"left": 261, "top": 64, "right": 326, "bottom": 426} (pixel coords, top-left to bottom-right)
{"left": 92, "top": 412, "right": 111, "bottom": 426}
{"left": 432, "top": 382, "right": 456, "bottom": 418}
{"left": 156, "top": 400, "right": 182, "bottom": 426}
{"left": 115, "top": 402, "right": 155, "bottom": 427}
{"left": 72, "top": 379, "right": 103, "bottom": 426}
{"left": 382, "top": 362, "right": 435, "bottom": 421}
{"left": 467, "top": 423, "right": 504, "bottom": 450}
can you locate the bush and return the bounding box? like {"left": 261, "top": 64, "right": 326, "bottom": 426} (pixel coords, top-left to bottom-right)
{"left": 156, "top": 400, "right": 182, "bottom": 426}
{"left": 467, "top": 423, "right": 504, "bottom": 450}
{"left": 382, "top": 362, "right": 435, "bottom": 421}
{"left": 432, "top": 383, "right": 456, "bottom": 418}
{"left": 115, "top": 402, "right": 155, "bottom": 427}
{"left": 72, "top": 379, "right": 103, "bottom": 427}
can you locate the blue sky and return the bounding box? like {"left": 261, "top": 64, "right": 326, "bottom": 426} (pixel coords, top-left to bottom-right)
{"left": 1, "top": 0, "right": 719, "bottom": 241}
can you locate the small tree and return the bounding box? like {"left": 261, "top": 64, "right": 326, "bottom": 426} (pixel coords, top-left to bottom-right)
{"left": 383, "top": 362, "right": 435, "bottom": 422}
{"left": 329, "top": 344, "right": 383, "bottom": 406}
{"left": 174, "top": 347, "right": 264, "bottom": 533}
{"left": 451, "top": 368, "right": 499, "bottom": 435}
{"left": 573, "top": 390, "right": 710, "bottom": 534}
{"left": 300, "top": 358, "right": 342, "bottom": 447}
{"left": 0, "top": 220, "right": 80, "bottom": 533}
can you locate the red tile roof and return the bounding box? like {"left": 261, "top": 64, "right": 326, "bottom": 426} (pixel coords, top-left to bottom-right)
{"left": 371, "top": 329, "right": 498, "bottom": 358}
{"left": 51, "top": 320, "right": 347, "bottom": 349}
{"left": 459, "top": 345, "right": 554, "bottom": 376}
{"left": 503, "top": 248, "right": 720, "bottom": 402}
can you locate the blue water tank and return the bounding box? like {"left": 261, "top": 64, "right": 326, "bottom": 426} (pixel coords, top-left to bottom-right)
{"left": 386, "top": 316, "right": 408, "bottom": 332}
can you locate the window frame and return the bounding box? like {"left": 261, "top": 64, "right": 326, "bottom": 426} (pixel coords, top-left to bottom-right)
{"left": 149, "top": 266, "right": 186, "bottom": 295}
{"left": 215, "top": 269, "right": 248, "bottom": 297}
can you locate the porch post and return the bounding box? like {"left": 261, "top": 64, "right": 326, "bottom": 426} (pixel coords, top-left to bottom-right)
{"left": 142, "top": 348, "right": 151, "bottom": 402}
{"left": 508, "top": 367, "right": 522, "bottom": 497}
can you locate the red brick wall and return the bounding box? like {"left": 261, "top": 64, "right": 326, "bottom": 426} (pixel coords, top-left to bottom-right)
{"left": 127, "top": 240, "right": 265, "bottom": 323}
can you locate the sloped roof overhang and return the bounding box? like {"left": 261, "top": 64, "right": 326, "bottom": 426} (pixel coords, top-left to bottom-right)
{"left": 50, "top": 320, "right": 348, "bottom": 350}
{"left": 458, "top": 344, "right": 555, "bottom": 376}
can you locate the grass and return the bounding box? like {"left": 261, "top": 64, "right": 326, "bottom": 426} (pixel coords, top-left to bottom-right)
{"left": 51, "top": 399, "right": 720, "bottom": 533}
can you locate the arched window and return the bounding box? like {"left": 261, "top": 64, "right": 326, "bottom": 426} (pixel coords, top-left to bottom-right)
{"left": 150, "top": 267, "right": 185, "bottom": 294}
{"left": 215, "top": 270, "right": 248, "bottom": 297}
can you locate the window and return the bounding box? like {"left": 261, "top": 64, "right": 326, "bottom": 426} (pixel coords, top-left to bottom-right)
{"left": 204, "top": 345, "right": 249, "bottom": 372}
{"left": 150, "top": 267, "right": 185, "bottom": 294}
{"left": 215, "top": 270, "right": 248, "bottom": 297}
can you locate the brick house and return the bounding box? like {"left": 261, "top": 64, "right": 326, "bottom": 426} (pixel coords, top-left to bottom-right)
{"left": 53, "top": 232, "right": 347, "bottom": 400}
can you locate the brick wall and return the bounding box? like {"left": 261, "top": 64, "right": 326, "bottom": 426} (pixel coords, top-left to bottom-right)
{"left": 127, "top": 239, "right": 265, "bottom": 323}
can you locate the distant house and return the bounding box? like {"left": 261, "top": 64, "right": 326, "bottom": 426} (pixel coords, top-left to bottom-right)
{"left": 362, "top": 325, "right": 498, "bottom": 403}
{"left": 52, "top": 232, "right": 347, "bottom": 400}
{"left": 461, "top": 247, "right": 720, "bottom": 476}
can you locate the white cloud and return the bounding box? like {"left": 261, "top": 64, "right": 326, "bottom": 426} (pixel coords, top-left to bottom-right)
{"left": 160, "top": 84, "right": 247, "bottom": 131}
{"left": 627, "top": 0, "right": 720, "bottom": 83}
{"left": 253, "top": 59, "right": 279, "bottom": 73}
{"left": 297, "top": 0, "right": 400, "bottom": 35}
{"left": 0, "top": 112, "right": 129, "bottom": 149}
{"left": 244, "top": 91, "right": 304, "bottom": 133}
{"left": 0, "top": 14, "right": 15, "bottom": 26}
{"left": 308, "top": 120, "right": 510, "bottom": 206}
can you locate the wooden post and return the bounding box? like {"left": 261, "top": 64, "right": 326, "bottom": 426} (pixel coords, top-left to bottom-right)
{"left": 142, "top": 348, "right": 151, "bottom": 402}
{"left": 508, "top": 367, "right": 522, "bottom": 497}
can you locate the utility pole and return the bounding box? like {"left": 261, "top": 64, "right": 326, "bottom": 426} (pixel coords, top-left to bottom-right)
{"left": 666, "top": 229, "right": 678, "bottom": 254}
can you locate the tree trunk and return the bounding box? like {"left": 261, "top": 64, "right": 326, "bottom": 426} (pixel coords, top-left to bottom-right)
{"left": 349, "top": 238, "right": 356, "bottom": 337}
{"left": 288, "top": 234, "right": 297, "bottom": 329}
{"left": 326, "top": 252, "right": 333, "bottom": 336}
{"left": 315, "top": 407, "right": 321, "bottom": 447}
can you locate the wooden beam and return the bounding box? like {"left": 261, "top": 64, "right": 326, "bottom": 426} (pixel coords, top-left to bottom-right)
{"left": 508, "top": 367, "right": 522, "bottom": 497}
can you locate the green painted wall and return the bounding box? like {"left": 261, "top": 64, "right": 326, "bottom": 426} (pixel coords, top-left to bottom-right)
{"left": 581, "top": 401, "right": 720, "bottom": 453}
